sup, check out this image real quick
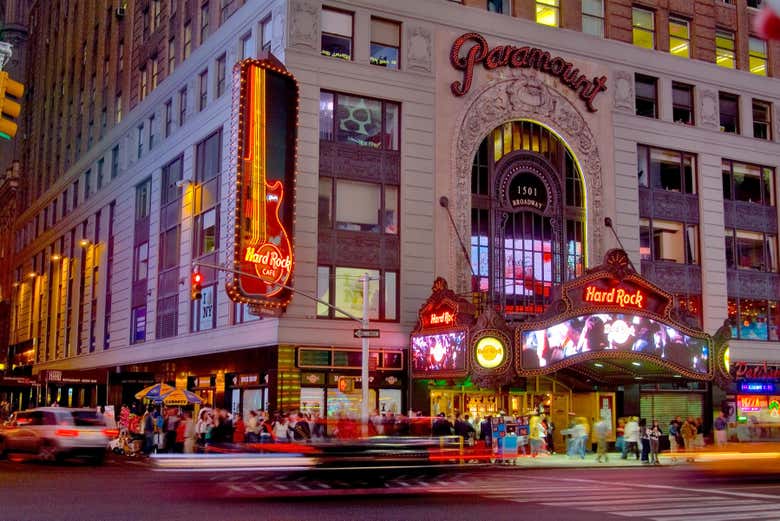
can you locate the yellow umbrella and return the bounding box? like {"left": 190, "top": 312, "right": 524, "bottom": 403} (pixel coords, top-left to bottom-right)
{"left": 160, "top": 388, "right": 203, "bottom": 406}
{"left": 134, "top": 383, "right": 175, "bottom": 401}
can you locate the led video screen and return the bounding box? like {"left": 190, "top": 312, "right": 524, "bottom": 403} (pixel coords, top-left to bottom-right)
{"left": 521, "top": 313, "right": 708, "bottom": 373}
{"left": 411, "top": 332, "right": 467, "bottom": 373}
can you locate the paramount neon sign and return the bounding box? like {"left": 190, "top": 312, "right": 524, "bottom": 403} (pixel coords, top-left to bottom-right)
{"left": 583, "top": 286, "right": 645, "bottom": 309}
{"left": 449, "top": 32, "right": 608, "bottom": 112}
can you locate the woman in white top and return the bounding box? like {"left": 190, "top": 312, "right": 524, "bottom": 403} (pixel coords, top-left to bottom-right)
{"left": 272, "top": 415, "right": 290, "bottom": 442}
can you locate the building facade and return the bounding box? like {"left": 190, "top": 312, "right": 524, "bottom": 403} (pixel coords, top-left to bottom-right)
{"left": 3, "top": 0, "right": 780, "bottom": 437}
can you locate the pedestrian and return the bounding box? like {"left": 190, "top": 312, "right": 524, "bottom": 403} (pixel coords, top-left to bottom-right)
{"left": 542, "top": 415, "right": 555, "bottom": 454}
{"left": 593, "top": 415, "right": 611, "bottom": 463}
{"left": 622, "top": 416, "right": 639, "bottom": 460}
{"left": 291, "top": 412, "right": 312, "bottom": 441}
{"left": 245, "top": 410, "right": 259, "bottom": 443}
{"left": 432, "top": 412, "right": 454, "bottom": 437}
{"left": 668, "top": 418, "right": 680, "bottom": 452}
{"left": 142, "top": 406, "right": 155, "bottom": 455}
{"left": 681, "top": 417, "right": 697, "bottom": 451}
{"left": 174, "top": 413, "right": 186, "bottom": 453}
{"left": 182, "top": 412, "right": 196, "bottom": 454}
{"left": 273, "top": 413, "right": 291, "bottom": 442}
{"left": 714, "top": 411, "right": 728, "bottom": 447}
{"left": 164, "top": 408, "right": 179, "bottom": 453}
{"left": 648, "top": 419, "right": 662, "bottom": 465}
{"left": 695, "top": 417, "right": 705, "bottom": 448}
{"left": 479, "top": 415, "right": 493, "bottom": 449}
{"left": 454, "top": 413, "right": 476, "bottom": 444}
{"left": 233, "top": 413, "right": 245, "bottom": 444}
{"left": 639, "top": 418, "right": 650, "bottom": 463}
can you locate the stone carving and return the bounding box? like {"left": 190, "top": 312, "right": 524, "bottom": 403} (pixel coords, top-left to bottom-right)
{"left": 613, "top": 70, "right": 634, "bottom": 112}
{"left": 451, "top": 69, "right": 604, "bottom": 293}
{"left": 289, "top": 0, "right": 319, "bottom": 50}
{"left": 406, "top": 24, "right": 432, "bottom": 73}
{"left": 699, "top": 89, "right": 719, "bottom": 129}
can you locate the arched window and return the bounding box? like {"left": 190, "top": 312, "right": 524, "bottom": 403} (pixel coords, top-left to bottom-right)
{"left": 470, "top": 120, "right": 585, "bottom": 321}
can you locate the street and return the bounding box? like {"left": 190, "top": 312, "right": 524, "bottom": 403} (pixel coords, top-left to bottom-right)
{"left": 2, "top": 456, "right": 780, "bottom": 521}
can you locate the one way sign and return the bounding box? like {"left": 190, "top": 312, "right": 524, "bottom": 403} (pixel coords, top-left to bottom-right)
{"left": 353, "top": 329, "right": 380, "bottom": 338}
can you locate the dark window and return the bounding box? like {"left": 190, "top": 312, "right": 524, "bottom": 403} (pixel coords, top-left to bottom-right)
{"left": 216, "top": 54, "right": 226, "bottom": 97}
{"left": 722, "top": 159, "right": 775, "bottom": 206}
{"left": 135, "top": 178, "right": 152, "bottom": 220}
{"left": 198, "top": 69, "right": 208, "bottom": 111}
{"left": 321, "top": 7, "right": 353, "bottom": 61}
{"left": 753, "top": 99, "right": 771, "bottom": 140}
{"left": 370, "top": 18, "right": 400, "bottom": 69}
{"left": 111, "top": 145, "right": 119, "bottom": 179}
{"left": 672, "top": 82, "right": 694, "bottom": 125}
{"left": 719, "top": 92, "right": 739, "bottom": 133}
{"left": 635, "top": 74, "right": 657, "bottom": 118}
{"left": 637, "top": 145, "right": 697, "bottom": 193}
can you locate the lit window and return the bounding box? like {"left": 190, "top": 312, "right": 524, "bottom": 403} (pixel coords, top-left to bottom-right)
{"left": 316, "top": 267, "right": 398, "bottom": 321}
{"left": 753, "top": 99, "right": 772, "bottom": 140}
{"left": 716, "top": 30, "right": 735, "bottom": 68}
{"left": 728, "top": 298, "right": 780, "bottom": 342}
{"left": 536, "top": 0, "right": 559, "bottom": 27}
{"left": 669, "top": 16, "right": 690, "bottom": 58}
{"left": 641, "top": 218, "right": 698, "bottom": 264}
{"left": 632, "top": 7, "right": 655, "bottom": 49}
{"left": 167, "top": 38, "right": 176, "bottom": 75}
{"left": 719, "top": 92, "right": 739, "bottom": 134}
{"left": 321, "top": 7, "right": 353, "bottom": 61}
{"left": 749, "top": 37, "right": 768, "bottom": 76}
{"left": 140, "top": 67, "right": 148, "bottom": 101}
{"left": 151, "top": 57, "right": 159, "bottom": 89}
{"left": 582, "top": 0, "right": 604, "bottom": 38}
{"left": 115, "top": 93, "right": 122, "bottom": 123}
{"left": 370, "top": 18, "right": 400, "bottom": 69}
{"left": 319, "top": 91, "right": 400, "bottom": 150}
{"left": 672, "top": 82, "right": 694, "bottom": 125}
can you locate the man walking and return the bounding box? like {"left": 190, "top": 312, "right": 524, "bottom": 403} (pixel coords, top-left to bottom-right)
{"left": 594, "top": 415, "right": 611, "bottom": 463}
{"left": 714, "top": 411, "right": 728, "bottom": 448}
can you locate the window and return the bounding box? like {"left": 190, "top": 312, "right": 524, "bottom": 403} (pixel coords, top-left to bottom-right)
{"left": 200, "top": 2, "right": 210, "bottom": 43}
{"left": 640, "top": 218, "right": 699, "bottom": 264}
{"left": 632, "top": 7, "right": 655, "bottom": 49}
{"left": 216, "top": 54, "right": 226, "bottom": 97}
{"left": 672, "top": 82, "right": 694, "bottom": 125}
{"left": 97, "top": 158, "right": 104, "bottom": 190}
{"left": 84, "top": 169, "right": 91, "bottom": 200}
{"left": 635, "top": 74, "right": 657, "bottom": 118}
{"left": 115, "top": 93, "right": 122, "bottom": 123}
{"left": 198, "top": 69, "right": 208, "bottom": 111}
{"left": 753, "top": 100, "right": 771, "bottom": 140}
{"left": 151, "top": 57, "right": 159, "bottom": 89}
{"left": 582, "top": 0, "right": 604, "bottom": 38}
{"left": 321, "top": 7, "right": 353, "bottom": 60}
{"left": 719, "top": 92, "right": 739, "bottom": 134}
{"left": 233, "top": 302, "right": 260, "bottom": 324}
{"left": 637, "top": 145, "right": 697, "bottom": 193}
{"left": 316, "top": 267, "right": 398, "bottom": 321}
{"left": 488, "top": 0, "right": 510, "bottom": 15}
{"left": 134, "top": 242, "right": 149, "bottom": 281}
{"left": 747, "top": 0, "right": 764, "bottom": 8}
{"left": 183, "top": 22, "right": 192, "bottom": 59}
{"left": 130, "top": 306, "right": 146, "bottom": 344}
{"left": 111, "top": 145, "right": 119, "bottom": 179}
{"left": 118, "top": 40, "right": 124, "bottom": 73}
{"left": 319, "top": 178, "right": 398, "bottom": 233}
{"left": 220, "top": 0, "right": 237, "bottom": 23}
{"left": 136, "top": 178, "right": 152, "bottom": 220}
{"left": 140, "top": 67, "right": 148, "bottom": 101}
{"left": 370, "top": 18, "right": 400, "bottom": 69}
{"left": 191, "top": 284, "right": 216, "bottom": 331}
{"left": 716, "top": 30, "right": 735, "bottom": 68}
{"left": 148, "top": 114, "right": 156, "bottom": 150}
{"left": 193, "top": 130, "right": 222, "bottom": 257}
{"left": 72, "top": 180, "right": 79, "bottom": 210}
{"left": 722, "top": 160, "right": 775, "bottom": 206}
{"left": 725, "top": 229, "right": 777, "bottom": 272}
{"left": 137, "top": 124, "right": 144, "bottom": 159}
{"left": 749, "top": 37, "right": 768, "bottom": 76}
{"left": 728, "top": 298, "right": 779, "bottom": 341}
{"left": 261, "top": 17, "right": 272, "bottom": 52}
{"left": 179, "top": 87, "right": 188, "bottom": 125}
{"left": 669, "top": 16, "right": 690, "bottom": 58}
{"left": 240, "top": 32, "right": 255, "bottom": 59}
{"left": 535, "top": 0, "right": 559, "bottom": 27}
{"left": 319, "top": 91, "right": 400, "bottom": 150}
{"left": 164, "top": 99, "right": 172, "bottom": 137}
{"left": 168, "top": 38, "right": 176, "bottom": 75}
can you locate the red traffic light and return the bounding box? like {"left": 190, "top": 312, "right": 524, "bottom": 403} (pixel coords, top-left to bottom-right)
{"left": 193, "top": 272, "right": 202, "bottom": 284}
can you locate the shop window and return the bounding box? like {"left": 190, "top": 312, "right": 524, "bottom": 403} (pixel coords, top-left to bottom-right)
{"left": 725, "top": 229, "right": 777, "bottom": 272}
{"left": 130, "top": 306, "right": 146, "bottom": 344}
{"left": 669, "top": 16, "right": 690, "bottom": 58}
{"left": 191, "top": 285, "right": 216, "bottom": 332}
{"left": 672, "top": 82, "right": 694, "bottom": 125}
{"left": 641, "top": 218, "right": 698, "bottom": 264}
{"left": 582, "top": 0, "right": 604, "bottom": 38}
{"left": 319, "top": 92, "right": 400, "bottom": 150}
{"left": 316, "top": 267, "right": 398, "bottom": 321}
{"left": 722, "top": 159, "right": 775, "bottom": 206}
{"left": 637, "top": 145, "right": 697, "bottom": 193}
{"left": 753, "top": 100, "right": 771, "bottom": 140}
{"left": 635, "top": 74, "right": 657, "bottom": 118}
{"left": 370, "top": 18, "right": 400, "bottom": 69}
{"left": 716, "top": 30, "right": 735, "bottom": 68}
{"left": 719, "top": 92, "right": 739, "bottom": 134}
{"left": 535, "top": 0, "right": 559, "bottom": 27}
{"left": 749, "top": 37, "right": 768, "bottom": 76}
{"left": 729, "top": 298, "right": 780, "bottom": 341}
{"left": 321, "top": 7, "right": 353, "bottom": 61}
{"left": 632, "top": 7, "right": 655, "bottom": 49}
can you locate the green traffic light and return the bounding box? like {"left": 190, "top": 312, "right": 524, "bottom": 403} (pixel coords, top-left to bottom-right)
{"left": 0, "top": 132, "right": 10, "bottom": 140}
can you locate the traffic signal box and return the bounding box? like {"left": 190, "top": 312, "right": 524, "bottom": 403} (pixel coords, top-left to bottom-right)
{"left": 0, "top": 71, "right": 24, "bottom": 140}
{"left": 337, "top": 376, "right": 355, "bottom": 393}
{"left": 191, "top": 271, "right": 203, "bottom": 300}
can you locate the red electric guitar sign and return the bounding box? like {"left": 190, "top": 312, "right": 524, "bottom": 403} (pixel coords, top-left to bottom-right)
{"left": 227, "top": 58, "right": 298, "bottom": 311}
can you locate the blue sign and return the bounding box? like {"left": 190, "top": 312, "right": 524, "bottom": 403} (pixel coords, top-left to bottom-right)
{"left": 738, "top": 381, "right": 776, "bottom": 394}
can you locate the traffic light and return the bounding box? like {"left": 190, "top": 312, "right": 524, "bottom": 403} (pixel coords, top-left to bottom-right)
{"left": 191, "top": 271, "right": 203, "bottom": 300}
{"left": 0, "top": 71, "right": 24, "bottom": 140}
{"left": 337, "top": 376, "right": 354, "bottom": 393}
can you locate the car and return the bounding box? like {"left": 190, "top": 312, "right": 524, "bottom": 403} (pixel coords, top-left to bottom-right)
{"left": 0, "top": 407, "right": 116, "bottom": 463}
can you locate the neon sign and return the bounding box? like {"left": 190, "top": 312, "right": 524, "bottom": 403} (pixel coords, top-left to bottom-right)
{"left": 734, "top": 361, "right": 780, "bottom": 380}
{"left": 738, "top": 395, "right": 768, "bottom": 412}
{"left": 227, "top": 58, "right": 298, "bottom": 311}
{"left": 583, "top": 286, "right": 645, "bottom": 309}
{"left": 475, "top": 337, "right": 506, "bottom": 369}
{"left": 449, "top": 32, "right": 608, "bottom": 112}
{"left": 429, "top": 311, "right": 455, "bottom": 326}
{"left": 739, "top": 381, "right": 776, "bottom": 394}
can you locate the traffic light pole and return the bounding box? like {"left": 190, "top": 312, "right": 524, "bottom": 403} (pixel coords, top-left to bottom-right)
{"left": 193, "top": 261, "right": 374, "bottom": 431}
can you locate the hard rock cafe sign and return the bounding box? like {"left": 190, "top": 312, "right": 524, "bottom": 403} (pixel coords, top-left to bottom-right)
{"left": 449, "top": 32, "right": 608, "bottom": 112}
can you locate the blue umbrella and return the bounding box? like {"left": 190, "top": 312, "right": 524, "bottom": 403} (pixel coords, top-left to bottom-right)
{"left": 134, "top": 383, "right": 175, "bottom": 401}
{"left": 160, "top": 388, "right": 203, "bottom": 406}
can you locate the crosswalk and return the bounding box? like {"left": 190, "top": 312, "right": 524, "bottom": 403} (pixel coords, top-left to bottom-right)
{"left": 467, "top": 476, "right": 780, "bottom": 521}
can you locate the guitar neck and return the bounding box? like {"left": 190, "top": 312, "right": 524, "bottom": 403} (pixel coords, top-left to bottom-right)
{"left": 250, "top": 66, "right": 267, "bottom": 243}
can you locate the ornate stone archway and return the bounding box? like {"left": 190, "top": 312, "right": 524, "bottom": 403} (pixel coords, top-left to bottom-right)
{"left": 451, "top": 69, "right": 604, "bottom": 293}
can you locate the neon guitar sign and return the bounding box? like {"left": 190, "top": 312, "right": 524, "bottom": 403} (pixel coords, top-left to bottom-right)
{"left": 228, "top": 58, "right": 298, "bottom": 310}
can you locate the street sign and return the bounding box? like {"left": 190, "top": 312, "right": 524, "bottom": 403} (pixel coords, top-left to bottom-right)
{"left": 354, "top": 328, "right": 380, "bottom": 338}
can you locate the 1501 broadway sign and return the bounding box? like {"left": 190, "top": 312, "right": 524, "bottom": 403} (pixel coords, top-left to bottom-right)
{"left": 450, "top": 32, "right": 608, "bottom": 112}
{"left": 226, "top": 58, "right": 299, "bottom": 312}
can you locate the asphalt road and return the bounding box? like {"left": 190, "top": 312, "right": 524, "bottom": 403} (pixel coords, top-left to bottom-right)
{"left": 2, "top": 455, "right": 780, "bottom": 521}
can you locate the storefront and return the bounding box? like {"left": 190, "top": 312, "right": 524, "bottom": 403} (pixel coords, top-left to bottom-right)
{"left": 40, "top": 369, "right": 108, "bottom": 408}
{"left": 732, "top": 362, "right": 780, "bottom": 441}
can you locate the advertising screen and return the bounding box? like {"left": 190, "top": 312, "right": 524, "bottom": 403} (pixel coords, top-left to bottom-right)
{"left": 521, "top": 313, "right": 709, "bottom": 373}
{"left": 411, "top": 332, "right": 467, "bottom": 373}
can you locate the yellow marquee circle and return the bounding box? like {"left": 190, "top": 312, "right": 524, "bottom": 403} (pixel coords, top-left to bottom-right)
{"left": 475, "top": 336, "right": 506, "bottom": 369}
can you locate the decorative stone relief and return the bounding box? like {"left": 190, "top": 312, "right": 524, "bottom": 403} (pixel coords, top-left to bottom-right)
{"left": 699, "top": 89, "right": 719, "bottom": 129}
{"left": 272, "top": 3, "right": 287, "bottom": 52}
{"left": 451, "top": 69, "right": 604, "bottom": 293}
{"left": 613, "top": 70, "right": 634, "bottom": 113}
{"left": 288, "top": 0, "right": 319, "bottom": 50}
{"left": 406, "top": 24, "right": 432, "bottom": 73}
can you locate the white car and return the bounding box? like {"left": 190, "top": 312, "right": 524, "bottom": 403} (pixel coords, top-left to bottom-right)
{"left": 0, "top": 407, "right": 115, "bottom": 463}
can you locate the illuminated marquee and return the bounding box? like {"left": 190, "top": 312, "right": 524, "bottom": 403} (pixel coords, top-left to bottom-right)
{"left": 226, "top": 58, "right": 299, "bottom": 311}
{"left": 583, "top": 286, "right": 645, "bottom": 309}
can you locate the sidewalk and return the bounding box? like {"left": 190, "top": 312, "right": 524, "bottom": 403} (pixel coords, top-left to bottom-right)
{"left": 486, "top": 452, "right": 668, "bottom": 468}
